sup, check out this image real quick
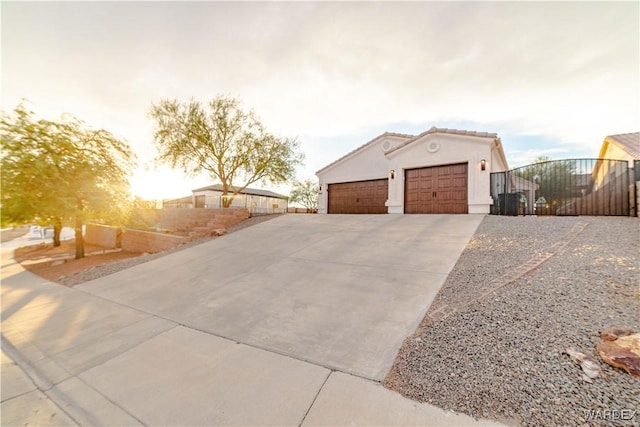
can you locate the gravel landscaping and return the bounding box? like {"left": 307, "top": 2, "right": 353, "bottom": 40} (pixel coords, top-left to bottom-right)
{"left": 385, "top": 216, "right": 639, "bottom": 427}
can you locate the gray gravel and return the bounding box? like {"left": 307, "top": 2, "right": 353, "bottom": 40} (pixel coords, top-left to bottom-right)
{"left": 385, "top": 216, "right": 640, "bottom": 427}
{"left": 60, "top": 214, "right": 283, "bottom": 286}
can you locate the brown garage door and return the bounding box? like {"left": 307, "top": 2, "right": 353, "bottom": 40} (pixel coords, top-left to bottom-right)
{"left": 328, "top": 179, "right": 388, "bottom": 214}
{"left": 405, "top": 163, "right": 468, "bottom": 214}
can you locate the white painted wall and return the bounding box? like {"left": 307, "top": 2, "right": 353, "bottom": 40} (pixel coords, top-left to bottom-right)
{"left": 317, "top": 131, "right": 506, "bottom": 214}
{"left": 386, "top": 133, "right": 495, "bottom": 214}
{"left": 317, "top": 135, "right": 409, "bottom": 213}
{"left": 192, "top": 190, "right": 287, "bottom": 214}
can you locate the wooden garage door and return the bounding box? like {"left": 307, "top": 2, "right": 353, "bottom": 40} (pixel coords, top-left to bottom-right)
{"left": 328, "top": 179, "right": 388, "bottom": 214}
{"left": 405, "top": 163, "right": 468, "bottom": 214}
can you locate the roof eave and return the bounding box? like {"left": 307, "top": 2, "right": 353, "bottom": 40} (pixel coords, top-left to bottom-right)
{"left": 316, "top": 132, "right": 408, "bottom": 176}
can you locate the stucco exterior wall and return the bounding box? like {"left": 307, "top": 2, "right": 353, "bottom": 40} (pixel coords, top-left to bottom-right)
{"left": 317, "top": 135, "right": 409, "bottom": 213}
{"left": 317, "top": 132, "right": 502, "bottom": 214}
{"left": 386, "top": 133, "right": 494, "bottom": 214}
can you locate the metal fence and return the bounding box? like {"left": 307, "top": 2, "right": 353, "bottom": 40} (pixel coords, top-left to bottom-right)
{"left": 490, "top": 159, "right": 632, "bottom": 216}
{"left": 195, "top": 194, "right": 288, "bottom": 214}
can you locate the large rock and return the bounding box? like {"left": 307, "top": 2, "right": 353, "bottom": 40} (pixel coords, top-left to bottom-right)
{"left": 596, "top": 329, "right": 640, "bottom": 379}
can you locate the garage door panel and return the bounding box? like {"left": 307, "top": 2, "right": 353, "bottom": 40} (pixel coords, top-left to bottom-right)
{"left": 453, "top": 164, "right": 466, "bottom": 174}
{"left": 437, "top": 177, "right": 451, "bottom": 189}
{"left": 406, "top": 169, "right": 419, "bottom": 180}
{"left": 421, "top": 168, "right": 434, "bottom": 177}
{"left": 405, "top": 163, "right": 468, "bottom": 214}
{"left": 452, "top": 191, "right": 466, "bottom": 201}
{"left": 328, "top": 179, "right": 388, "bottom": 214}
{"left": 419, "top": 179, "right": 434, "bottom": 190}
{"left": 453, "top": 177, "right": 466, "bottom": 187}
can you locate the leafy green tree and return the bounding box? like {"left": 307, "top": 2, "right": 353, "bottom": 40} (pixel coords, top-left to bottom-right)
{"left": 513, "top": 156, "right": 578, "bottom": 214}
{"left": 1, "top": 104, "right": 135, "bottom": 258}
{"left": 289, "top": 179, "right": 319, "bottom": 212}
{"left": 150, "top": 96, "right": 304, "bottom": 207}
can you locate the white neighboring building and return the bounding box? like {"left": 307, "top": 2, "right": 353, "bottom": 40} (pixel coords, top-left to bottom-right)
{"left": 192, "top": 184, "right": 288, "bottom": 214}
{"left": 316, "top": 127, "right": 509, "bottom": 214}
{"left": 594, "top": 132, "right": 640, "bottom": 217}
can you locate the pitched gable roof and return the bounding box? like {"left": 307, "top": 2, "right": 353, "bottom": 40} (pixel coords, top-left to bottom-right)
{"left": 604, "top": 132, "right": 640, "bottom": 160}
{"left": 316, "top": 127, "right": 500, "bottom": 175}
{"left": 192, "top": 184, "right": 288, "bottom": 200}
{"left": 386, "top": 127, "right": 499, "bottom": 155}
{"left": 315, "top": 131, "right": 413, "bottom": 175}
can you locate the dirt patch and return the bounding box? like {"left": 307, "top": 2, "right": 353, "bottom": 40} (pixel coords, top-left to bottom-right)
{"left": 13, "top": 214, "right": 284, "bottom": 287}
{"left": 14, "top": 240, "right": 141, "bottom": 284}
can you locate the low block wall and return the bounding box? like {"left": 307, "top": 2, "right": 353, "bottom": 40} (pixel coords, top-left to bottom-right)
{"left": 121, "top": 229, "right": 189, "bottom": 254}
{"left": 157, "top": 208, "right": 249, "bottom": 231}
{"left": 85, "top": 224, "right": 121, "bottom": 248}
{"left": 287, "top": 208, "right": 315, "bottom": 213}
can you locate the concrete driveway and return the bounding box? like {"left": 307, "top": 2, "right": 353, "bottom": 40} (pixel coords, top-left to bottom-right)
{"left": 79, "top": 214, "right": 482, "bottom": 381}
{"left": 2, "top": 214, "right": 508, "bottom": 426}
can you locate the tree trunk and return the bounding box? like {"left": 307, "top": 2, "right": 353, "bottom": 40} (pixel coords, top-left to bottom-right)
{"left": 52, "top": 217, "right": 62, "bottom": 247}
{"left": 74, "top": 216, "right": 84, "bottom": 259}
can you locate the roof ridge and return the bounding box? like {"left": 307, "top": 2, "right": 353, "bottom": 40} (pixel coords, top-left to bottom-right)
{"left": 192, "top": 184, "right": 288, "bottom": 199}
{"left": 607, "top": 131, "right": 640, "bottom": 138}
{"left": 386, "top": 127, "right": 498, "bottom": 154}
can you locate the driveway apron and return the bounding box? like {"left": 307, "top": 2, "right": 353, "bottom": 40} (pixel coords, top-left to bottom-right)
{"left": 79, "top": 214, "right": 483, "bottom": 380}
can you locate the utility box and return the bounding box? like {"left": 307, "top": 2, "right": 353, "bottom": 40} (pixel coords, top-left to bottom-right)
{"left": 498, "top": 193, "right": 520, "bottom": 216}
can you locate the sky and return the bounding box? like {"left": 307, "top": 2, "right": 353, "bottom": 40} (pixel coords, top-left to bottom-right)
{"left": 2, "top": 1, "right": 639, "bottom": 200}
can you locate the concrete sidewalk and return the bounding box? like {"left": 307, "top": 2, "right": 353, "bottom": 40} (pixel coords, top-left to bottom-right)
{"left": 2, "top": 216, "right": 506, "bottom": 426}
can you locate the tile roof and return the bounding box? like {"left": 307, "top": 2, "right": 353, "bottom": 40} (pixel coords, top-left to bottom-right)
{"left": 386, "top": 127, "right": 499, "bottom": 154}
{"left": 192, "top": 184, "right": 288, "bottom": 200}
{"left": 606, "top": 132, "right": 640, "bottom": 160}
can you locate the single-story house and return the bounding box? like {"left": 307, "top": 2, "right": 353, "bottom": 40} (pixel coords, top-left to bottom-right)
{"left": 163, "top": 196, "right": 193, "bottom": 209}
{"left": 192, "top": 184, "right": 289, "bottom": 214}
{"left": 593, "top": 132, "right": 640, "bottom": 189}
{"left": 316, "top": 127, "right": 509, "bottom": 214}
{"left": 593, "top": 132, "right": 640, "bottom": 216}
